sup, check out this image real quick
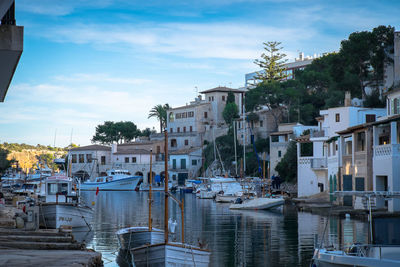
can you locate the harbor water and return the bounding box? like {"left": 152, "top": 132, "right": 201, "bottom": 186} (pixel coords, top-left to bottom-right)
{"left": 77, "top": 191, "right": 368, "bottom": 267}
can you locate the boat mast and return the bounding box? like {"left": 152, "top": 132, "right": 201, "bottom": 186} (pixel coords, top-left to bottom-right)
{"left": 149, "top": 148, "right": 153, "bottom": 231}
{"left": 164, "top": 129, "right": 169, "bottom": 244}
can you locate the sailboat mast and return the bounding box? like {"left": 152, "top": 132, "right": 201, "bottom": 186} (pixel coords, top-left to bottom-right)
{"left": 149, "top": 149, "right": 153, "bottom": 231}
{"left": 164, "top": 130, "right": 169, "bottom": 243}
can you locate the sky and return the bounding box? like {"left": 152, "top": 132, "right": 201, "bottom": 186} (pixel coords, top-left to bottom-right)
{"left": 0, "top": 0, "right": 399, "bottom": 147}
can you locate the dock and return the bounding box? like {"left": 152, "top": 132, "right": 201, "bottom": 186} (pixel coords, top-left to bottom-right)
{"left": 0, "top": 204, "right": 102, "bottom": 266}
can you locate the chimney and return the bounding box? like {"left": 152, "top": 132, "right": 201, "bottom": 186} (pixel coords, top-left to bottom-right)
{"left": 394, "top": 31, "right": 400, "bottom": 85}
{"left": 344, "top": 91, "right": 351, "bottom": 107}
{"left": 299, "top": 52, "right": 304, "bottom": 61}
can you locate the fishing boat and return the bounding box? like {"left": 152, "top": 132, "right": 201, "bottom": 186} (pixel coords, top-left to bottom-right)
{"left": 80, "top": 169, "right": 142, "bottom": 191}
{"left": 130, "top": 130, "right": 211, "bottom": 267}
{"left": 229, "top": 195, "right": 285, "bottom": 210}
{"left": 312, "top": 191, "right": 400, "bottom": 267}
{"left": 39, "top": 174, "right": 93, "bottom": 229}
{"left": 116, "top": 149, "right": 166, "bottom": 250}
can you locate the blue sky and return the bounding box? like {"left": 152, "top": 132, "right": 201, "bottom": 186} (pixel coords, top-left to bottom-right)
{"left": 1, "top": 0, "right": 399, "bottom": 147}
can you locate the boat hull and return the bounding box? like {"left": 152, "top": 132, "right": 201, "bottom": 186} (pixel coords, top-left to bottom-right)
{"left": 39, "top": 203, "right": 93, "bottom": 229}
{"left": 215, "top": 194, "right": 237, "bottom": 203}
{"left": 116, "top": 227, "right": 164, "bottom": 250}
{"left": 312, "top": 248, "right": 400, "bottom": 267}
{"left": 131, "top": 242, "right": 210, "bottom": 267}
{"left": 229, "top": 197, "right": 284, "bottom": 210}
{"left": 80, "top": 176, "right": 141, "bottom": 191}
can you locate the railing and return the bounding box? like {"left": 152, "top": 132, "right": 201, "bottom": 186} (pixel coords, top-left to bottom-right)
{"left": 311, "top": 158, "right": 327, "bottom": 169}
{"left": 374, "top": 144, "right": 392, "bottom": 158}
{"left": 311, "top": 130, "right": 325, "bottom": 138}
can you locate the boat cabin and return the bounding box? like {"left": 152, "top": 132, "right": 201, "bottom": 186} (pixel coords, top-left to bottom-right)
{"left": 45, "top": 175, "right": 75, "bottom": 203}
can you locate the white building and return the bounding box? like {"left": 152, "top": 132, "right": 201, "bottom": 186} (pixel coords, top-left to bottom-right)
{"left": 68, "top": 140, "right": 166, "bottom": 183}
{"left": 169, "top": 147, "right": 202, "bottom": 185}
{"left": 297, "top": 96, "right": 386, "bottom": 197}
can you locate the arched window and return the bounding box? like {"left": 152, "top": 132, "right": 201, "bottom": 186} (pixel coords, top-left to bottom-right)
{"left": 169, "top": 112, "right": 174, "bottom": 122}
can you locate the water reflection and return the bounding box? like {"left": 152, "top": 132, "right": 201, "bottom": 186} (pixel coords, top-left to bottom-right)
{"left": 77, "top": 192, "right": 369, "bottom": 266}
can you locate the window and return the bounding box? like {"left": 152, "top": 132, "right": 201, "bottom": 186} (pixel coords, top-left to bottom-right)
{"left": 209, "top": 97, "right": 211, "bottom": 101}
{"left": 171, "top": 139, "right": 177, "bottom": 147}
{"left": 366, "top": 114, "right": 376, "bottom": 123}
{"left": 176, "top": 113, "right": 182, "bottom": 119}
{"left": 172, "top": 175, "right": 177, "bottom": 181}
{"left": 177, "top": 127, "right": 180, "bottom": 133}
{"left": 181, "top": 159, "right": 186, "bottom": 169}
{"left": 184, "top": 140, "right": 189, "bottom": 146}
{"left": 79, "top": 154, "right": 84, "bottom": 163}
{"left": 394, "top": 98, "right": 399, "bottom": 115}
{"left": 212, "top": 96, "right": 214, "bottom": 101}
{"left": 271, "top": 136, "right": 279, "bottom": 142}
{"left": 183, "top": 127, "right": 186, "bottom": 132}
{"left": 170, "top": 128, "right": 173, "bottom": 133}
{"left": 156, "top": 146, "right": 161, "bottom": 154}
{"left": 190, "top": 126, "right": 193, "bottom": 132}
{"left": 204, "top": 112, "right": 208, "bottom": 118}
{"left": 101, "top": 156, "right": 106, "bottom": 165}
{"left": 188, "top": 111, "right": 194, "bottom": 117}
{"left": 72, "top": 154, "right": 77, "bottom": 163}
{"left": 357, "top": 132, "right": 365, "bottom": 151}
{"left": 172, "top": 159, "right": 176, "bottom": 169}
{"left": 86, "top": 154, "right": 92, "bottom": 163}
{"left": 192, "top": 159, "right": 197, "bottom": 165}
{"left": 278, "top": 151, "right": 282, "bottom": 157}
{"left": 222, "top": 95, "right": 225, "bottom": 101}
{"left": 259, "top": 120, "right": 263, "bottom": 127}
{"left": 132, "top": 157, "right": 137, "bottom": 163}
{"left": 169, "top": 112, "right": 174, "bottom": 122}
{"left": 125, "top": 157, "right": 129, "bottom": 163}
{"left": 335, "top": 113, "right": 340, "bottom": 122}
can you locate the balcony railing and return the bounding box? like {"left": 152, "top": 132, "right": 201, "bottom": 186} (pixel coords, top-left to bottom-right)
{"left": 374, "top": 144, "right": 400, "bottom": 158}
{"left": 311, "top": 158, "right": 327, "bottom": 169}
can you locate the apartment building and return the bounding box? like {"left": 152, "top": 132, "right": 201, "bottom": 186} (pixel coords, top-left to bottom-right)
{"left": 297, "top": 97, "right": 386, "bottom": 198}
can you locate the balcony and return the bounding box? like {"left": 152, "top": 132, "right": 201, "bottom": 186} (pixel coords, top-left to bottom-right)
{"left": 374, "top": 144, "right": 400, "bottom": 158}
{"left": 311, "top": 158, "right": 327, "bottom": 169}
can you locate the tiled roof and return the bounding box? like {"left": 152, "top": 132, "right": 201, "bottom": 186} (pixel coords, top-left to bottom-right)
{"left": 199, "top": 86, "right": 245, "bottom": 94}
{"left": 70, "top": 145, "right": 111, "bottom": 151}
{"left": 113, "top": 149, "right": 151, "bottom": 155}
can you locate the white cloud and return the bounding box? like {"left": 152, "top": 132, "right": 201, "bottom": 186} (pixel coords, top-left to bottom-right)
{"left": 36, "top": 22, "right": 315, "bottom": 60}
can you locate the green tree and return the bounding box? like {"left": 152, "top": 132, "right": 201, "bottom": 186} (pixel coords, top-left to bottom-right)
{"left": 275, "top": 141, "right": 297, "bottom": 182}
{"left": 92, "top": 121, "right": 140, "bottom": 144}
{"left": 254, "top": 41, "right": 288, "bottom": 82}
{"left": 148, "top": 104, "right": 170, "bottom": 133}
{"left": 223, "top": 102, "right": 239, "bottom": 125}
{"left": 0, "top": 148, "right": 11, "bottom": 173}
{"left": 226, "top": 91, "right": 235, "bottom": 103}
{"left": 140, "top": 127, "right": 157, "bottom": 137}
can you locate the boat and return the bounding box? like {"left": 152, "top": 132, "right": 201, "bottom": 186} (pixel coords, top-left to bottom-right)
{"left": 229, "top": 195, "right": 285, "bottom": 210}
{"left": 80, "top": 169, "right": 142, "bottom": 191}
{"left": 131, "top": 242, "right": 211, "bottom": 267}
{"left": 39, "top": 174, "right": 93, "bottom": 229}
{"left": 312, "top": 191, "right": 400, "bottom": 267}
{"left": 117, "top": 226, "right": 165, "bottom": 250}
{"left": 130, "top": 130, "right": 211, "bottom": 266}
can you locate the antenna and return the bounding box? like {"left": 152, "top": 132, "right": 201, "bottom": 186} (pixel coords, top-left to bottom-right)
{"left": 53, "top": 128, "right": 57, "bottom": 147}
{"left": 195, "top": 86, "right": 198, "bottom": 96}
{"left": 70, "top": 128, "right": 73, "bottom": 147}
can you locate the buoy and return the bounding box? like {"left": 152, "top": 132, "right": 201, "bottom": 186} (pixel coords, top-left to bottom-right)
{"left": 91, "top": 201, "right": 95, "bottom": 206}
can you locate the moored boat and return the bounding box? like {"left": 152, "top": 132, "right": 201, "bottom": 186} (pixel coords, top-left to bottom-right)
{"left": 39, "top": 175, "right": 93, "bottom": 229}
{"left": 131, "top": 242, "right": 210, "bottom": 267}
{"left": 80, "top": 169, "right": 142, "bottom": 191}
{"left": 229, "top": 196, "right": 285, "bottom": 210}
{"left": 116, "top": 227, "right": 164, "bottom": 250}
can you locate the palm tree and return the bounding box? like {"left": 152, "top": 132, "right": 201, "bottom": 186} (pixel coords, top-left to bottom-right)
{"left": 148, "top": 104, "right": 170, "bottom": 133}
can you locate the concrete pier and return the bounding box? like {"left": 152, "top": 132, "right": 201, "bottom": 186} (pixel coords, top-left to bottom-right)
{"left": 0, "top": 204, "right": 103, "bottom": 266}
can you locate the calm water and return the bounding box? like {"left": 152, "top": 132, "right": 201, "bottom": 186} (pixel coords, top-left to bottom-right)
{"left": 77, "top": 191, "right": 369, "bottom": 267}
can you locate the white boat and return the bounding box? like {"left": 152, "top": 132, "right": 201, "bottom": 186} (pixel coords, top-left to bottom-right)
{"left": 116, "top": 226, "right": 164, "bottom": 250}
{"left": 312, "top": 191, "right": 400, "bottom": 267}
{"left": 80, "top": 169, "right": 142, "bottom": 191}
{"left": 215, "top": 194, "right": 238, "bottom": 203}
{"left": 39, "top": 175, "right": 93, "bottom": 229}
{"left": 229, "top": 196, "right": 285, "bottom": 210}
{"left": 131, "top": 242, "right": 210, "bottom": 267}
